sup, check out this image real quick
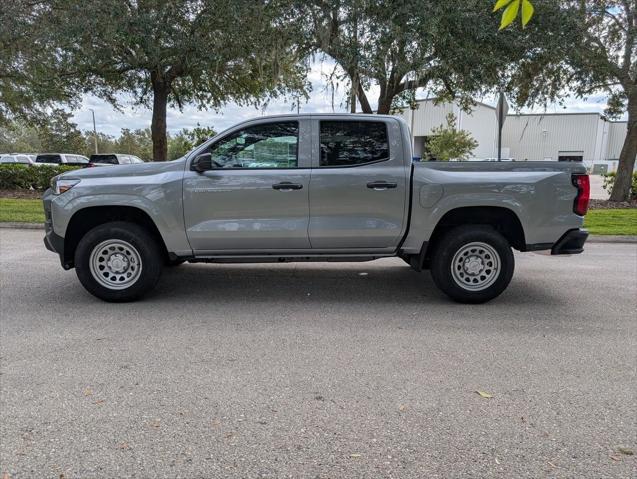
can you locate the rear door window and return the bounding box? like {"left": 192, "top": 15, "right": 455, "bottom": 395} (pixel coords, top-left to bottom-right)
{"left": 319, "top": 121, "right": 389, "bottom": 167}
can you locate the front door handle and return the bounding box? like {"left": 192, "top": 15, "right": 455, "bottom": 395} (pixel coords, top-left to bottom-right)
{"left": 367, "top": 181, "right": 397, "bottom": 190}
{"left": 272, "top": 182, "right": 303, "bottom": 191}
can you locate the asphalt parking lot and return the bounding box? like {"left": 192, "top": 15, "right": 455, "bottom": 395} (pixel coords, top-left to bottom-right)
{"left": 1, "top": 228, "right": 635, "bottom": 478}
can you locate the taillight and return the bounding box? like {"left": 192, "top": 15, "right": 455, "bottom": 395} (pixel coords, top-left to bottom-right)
{"left": 572, "top": 174, "right": 590, "bottom": 216}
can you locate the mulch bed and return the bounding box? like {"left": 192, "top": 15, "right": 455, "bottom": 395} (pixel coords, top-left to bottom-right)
{"left": 0, "top": 189, "right": 43, "bottom": 199}
{"left": 589, "top": 199, "right": 637, "bottom": 209}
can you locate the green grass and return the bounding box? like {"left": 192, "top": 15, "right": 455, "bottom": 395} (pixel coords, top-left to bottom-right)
{"left": 0, "top": 198, "right": 45, "bottom": 223}
{"left": 0, "top": 197, "right": 635, "bottom": 235}
{"left": 584, "top": 209, "right": 637, "bottom": 235}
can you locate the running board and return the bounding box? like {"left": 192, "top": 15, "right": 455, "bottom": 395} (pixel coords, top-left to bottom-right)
{"left": 187, "top": 254, "right": 394, "bottom": 264}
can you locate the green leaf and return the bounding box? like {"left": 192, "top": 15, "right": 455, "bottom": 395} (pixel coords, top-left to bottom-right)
{"left": 476, "top": 390, "right": 494, "bottom": 398}
{"left": 499, "top": 0, "right": 520, "bottom": 30}
{"left": 493, "top": 0, "right": 513, "bottom": 12}
{"left": 521, "top": 0, "right": 534, "bottom": 27}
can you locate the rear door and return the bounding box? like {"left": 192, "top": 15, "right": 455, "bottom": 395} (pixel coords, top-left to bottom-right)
{"left": 183, "top": 118, "right": 312, "bottom": 253}
{"left": 308, "top": 118, "right": 409, "bottom": 250}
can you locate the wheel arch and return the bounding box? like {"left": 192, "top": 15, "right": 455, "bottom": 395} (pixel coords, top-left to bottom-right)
{"left": 413, "top": 206, "right": 525, "bottom": 270}
{"left": 63, "top": 206, "right": 170, "bottom": 267}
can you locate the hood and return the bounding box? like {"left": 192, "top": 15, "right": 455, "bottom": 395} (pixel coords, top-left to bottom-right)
{"left": 61, "top": 158, "right": 186, "bottom": 179}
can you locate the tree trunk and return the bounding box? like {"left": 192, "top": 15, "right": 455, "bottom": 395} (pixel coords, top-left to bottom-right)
{"left": 356, "top": 80, "right": 373, "bottom": 113}
{"left": 376, "top": 95, "right": 393, "bottom": 115}
{"left": 151, "top": 73, "right": 169, "bottom": 161}
{"left": 609, "top": 93, "right": 637, "bottom": 202}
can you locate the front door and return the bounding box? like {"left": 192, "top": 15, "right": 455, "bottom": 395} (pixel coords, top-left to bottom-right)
{"left": 183, "top": 119, "right": 311, "bottom": 253}
{"left": 308, "top": 118, "right": 409, "bottom": 250}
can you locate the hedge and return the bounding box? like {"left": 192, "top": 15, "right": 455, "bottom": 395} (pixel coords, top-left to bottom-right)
{"left": 602, "top": 172, "right": 637, "bottom": 201}
{"left": 0, "top": 164, "right": 81, "bottom": 190}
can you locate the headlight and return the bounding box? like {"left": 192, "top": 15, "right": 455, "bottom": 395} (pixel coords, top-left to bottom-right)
{"left": 51, "top": 177, "right": 80, "bottom": 195}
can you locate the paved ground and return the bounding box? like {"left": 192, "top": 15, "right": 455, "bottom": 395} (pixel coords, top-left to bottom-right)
{"left": 1, "top": 229, "right": 635, "bottom": 479}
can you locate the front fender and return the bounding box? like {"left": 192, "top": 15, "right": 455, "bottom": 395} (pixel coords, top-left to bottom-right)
{"left": 51, "top": 191, "right": 191, "bottom": 256}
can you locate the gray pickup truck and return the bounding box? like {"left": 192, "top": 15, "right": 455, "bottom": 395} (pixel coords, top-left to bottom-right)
{"left": 43, "top": 114, "right": 590, "bottom": 303}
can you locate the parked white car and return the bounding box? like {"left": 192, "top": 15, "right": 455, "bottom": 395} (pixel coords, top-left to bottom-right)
{"left": 89, "top": 153, "right": 145, "bottom": 165}
{"left": 35, "top": 153, "right": 90, "bottom": 166}
{"left": 0, "top": 153, "right": 36, "bottom": 165}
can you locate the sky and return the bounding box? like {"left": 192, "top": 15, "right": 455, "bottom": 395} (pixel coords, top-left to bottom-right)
{"left": 71, "top": 60, "right": 623, "bottom": 138}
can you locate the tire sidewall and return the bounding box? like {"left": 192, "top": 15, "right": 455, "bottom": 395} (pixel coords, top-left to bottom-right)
{"left": 430, "top": 226, "right": 514, "bottom": 303}
{"left": 75, "top": 222, "right": 162, "bottom": 302}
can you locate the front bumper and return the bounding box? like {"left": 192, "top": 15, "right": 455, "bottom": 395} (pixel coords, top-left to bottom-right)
{"left": 42, "top": 189, "right": 68, "bottom": 267}
{"left": 551, "top": 228, "right": 589, "bottom": 255}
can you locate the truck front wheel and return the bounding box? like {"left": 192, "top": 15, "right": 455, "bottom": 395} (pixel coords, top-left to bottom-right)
{"left": 430, "top": 225, "right": 514, "bottom": 304}
{"left": 74, "top": 221, "right": 163, "bottom": 302}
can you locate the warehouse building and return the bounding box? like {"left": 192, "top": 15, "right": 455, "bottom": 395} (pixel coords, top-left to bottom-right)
{"left": 393, "top": 99, "right": 631, "bottom": 172}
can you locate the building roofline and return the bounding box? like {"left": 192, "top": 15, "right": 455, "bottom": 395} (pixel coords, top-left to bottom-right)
{"left": 411, "top": 97, "right": 496, "bottom": 111}
{"left": 410, "top": 98, "right": 627, "bottom": 122}
{"left": 506, "top": 112, "right": 627, "bottom": 123}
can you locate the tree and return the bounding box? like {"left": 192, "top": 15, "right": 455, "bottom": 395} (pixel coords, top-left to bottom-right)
{"left": 0, "top": 1, "right": 80, "bottom": 125}
{"left": 37, "top": 110, "right": 86, "bottom": 153}
{"left": 305, "top": 0, "right": 562, "bottom": 114}
{"left": 46, "top": 0, "right": 307, "bottom": 160}
{"left": 426, "top": 113, "right": 479, "bottom": 161}
{"left": 509, "top": 1, "right": 636, "bottom": 201}
{"left": 116, "top": 129, "right": 154, "bottom": 161}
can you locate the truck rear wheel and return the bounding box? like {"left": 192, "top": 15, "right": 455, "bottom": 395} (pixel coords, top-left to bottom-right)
{"left": 74, "top": 221, "right": 163, "bottom": 302}
{"left": 430, "top": 225, "right": 514, "bottom": 303}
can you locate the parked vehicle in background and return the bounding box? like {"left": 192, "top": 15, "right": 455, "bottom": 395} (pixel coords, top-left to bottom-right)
{"left": 88, "top": 154, "right": 144, "bottom": 166}
{"left": 35, "top": 154, "right": 90, "bottom": 167}
{"left": 43, "top": 114, "right": 590, "bottom": 304}
{"left": 0, "top": 154, "right": 35, "bottom": 165}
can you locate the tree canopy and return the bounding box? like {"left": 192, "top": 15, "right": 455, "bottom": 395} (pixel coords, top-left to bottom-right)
{"left": 39, "top": 0, "right": 308, "bottom": 160}
{"left": 0, "top": 1, "right": 80, "bottom": 125}
{"left": 304, "top": 0, "right": 565, "bottom": 114}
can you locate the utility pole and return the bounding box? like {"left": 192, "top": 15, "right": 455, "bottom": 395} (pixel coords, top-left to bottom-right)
{"left": 495, "top": 91, "right": 508, "bottom": 161}
{"left": 89, "top": 109, "right": 98, "bottom": 154}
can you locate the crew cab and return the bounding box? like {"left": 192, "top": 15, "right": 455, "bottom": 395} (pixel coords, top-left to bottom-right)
{"left": 43, "top": 114, "right": 590, "bottom": 303}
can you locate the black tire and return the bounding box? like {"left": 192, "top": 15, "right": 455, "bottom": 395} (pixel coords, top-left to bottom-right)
{"left": 74, "top": 221, "right": 163, "bottom": 302}
{"left": 429, "top": 225, "right": 514, "bottom": 304}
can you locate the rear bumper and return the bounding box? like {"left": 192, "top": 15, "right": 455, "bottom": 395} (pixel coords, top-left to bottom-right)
{"left": 551, "top": 228, "right": 589, "bottom": 255}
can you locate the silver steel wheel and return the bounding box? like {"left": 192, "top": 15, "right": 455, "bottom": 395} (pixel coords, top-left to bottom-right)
{"left": 89, "top": 239, "right": 142, "bottom": 290}
{"left": 450, "top": 241, "right": 500, "bottom": 291}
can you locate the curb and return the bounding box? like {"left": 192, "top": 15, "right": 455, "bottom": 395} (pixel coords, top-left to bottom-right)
{"left": 587, "top": 235, "right": 637, "bottom": 244}
{"left": 0, "top": 222, "right": 44, "bottom": 230}
{"left": 1, "top": 222, "right": 636, "bottom": 244}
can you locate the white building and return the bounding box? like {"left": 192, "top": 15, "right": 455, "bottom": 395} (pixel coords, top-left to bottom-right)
{"left": 393, "top": 99, "right": 631, "bottom": 172}
{"left": 393, "top": 99, "right": 498, "bottom": 160}
{"left": 503, "top": 113, "right": 628, "bottom": 172}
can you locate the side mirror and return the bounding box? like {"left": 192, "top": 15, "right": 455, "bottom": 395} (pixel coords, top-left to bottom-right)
{"left": 191, "top": 153, "right": 213, "bottom": 173}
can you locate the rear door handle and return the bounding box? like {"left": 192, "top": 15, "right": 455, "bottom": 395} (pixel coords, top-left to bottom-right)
{"left": 367, "top": 181, "right": 397, "bottom": 190}
{"left": 272, "top": 182, "right": 303, "bottom": 191}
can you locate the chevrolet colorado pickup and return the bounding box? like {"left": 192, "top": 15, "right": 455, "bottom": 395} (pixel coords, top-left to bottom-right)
{"left": 43, "top": 114, "right": 590, "bottom": 303}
